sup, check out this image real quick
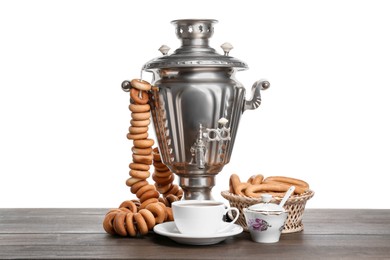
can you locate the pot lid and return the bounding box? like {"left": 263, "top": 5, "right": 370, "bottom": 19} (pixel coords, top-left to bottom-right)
{"left": 248, "top": 194, "right": 286, "bottom": 213}
{"left": 143, "top": 19, "right": 248, "bottom": 71}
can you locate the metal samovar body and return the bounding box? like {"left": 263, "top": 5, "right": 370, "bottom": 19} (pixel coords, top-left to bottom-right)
{"left": 124, "top": 19, "right": 269, "bottom": 200}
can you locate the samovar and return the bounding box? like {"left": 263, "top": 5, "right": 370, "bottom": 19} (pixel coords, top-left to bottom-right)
{"left": 122, "top": 19, "right": 269, "bottom": 200}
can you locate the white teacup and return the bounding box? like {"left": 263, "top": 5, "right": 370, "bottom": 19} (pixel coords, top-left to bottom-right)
{"left": 172, "top": 200, "right": 240, "bottom": 236}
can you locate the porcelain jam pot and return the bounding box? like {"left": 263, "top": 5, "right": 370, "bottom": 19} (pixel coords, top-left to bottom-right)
{"left": 243, "top": 194, "right": 288, "bottom": 243}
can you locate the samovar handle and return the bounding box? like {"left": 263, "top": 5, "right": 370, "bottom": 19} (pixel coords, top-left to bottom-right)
{"left": 121, "top": 80, "right": 131, "bottom": 92}
{"left": 243, "top": 80, "right": 270, "bottom": 111}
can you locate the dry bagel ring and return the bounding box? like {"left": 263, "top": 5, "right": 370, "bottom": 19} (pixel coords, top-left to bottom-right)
{"left": 157, "top": 202, "right": 168, "bottom": 221}
{"left": 130, "top": 119, "right": 150, "bottom": 127}
{"left": 247, "top": 175, "right": 255, "bottom": 184}
{"left": 247, "top": 174, "right": 264, "bottom": 185}
{"left": 131, "top": 79, "right": 152, "bottom": 91}
{"left": 135, "top": 184, "right": 156, "bottom": 198}
{"left": 129, "top": 126, "right": 149, "bottom": 134}
{"left": 132, "top": 154, "right": 153, "bottom": 165}
{"left": 153, "top": 161, "right": 167, "bottom": 170}
{"left": 263, "top": 180, "right": 307, "bottom": 194}
{"left": 105, "top": 208, "right": 121, "bottom": 216}
{"left": 118, "top": 207, "right": 132, "bottom": 213}
{"left": 153, "top": 165, "right": 169, "bottom": 172}
{"left": 230, "top": 174, "right": 242, "bottom": 194}
{"left": 130, "top": 180, "right": 148, "bottom": 194}
{"left": 134, "top": 212, "right": 149, "bottom": 235}
{"left": 229, "top": 182, "right": 234, "bottom": 193}
{"left": 153, "top": 153, "right": 161, "bottom": 161}
{"left": 152, "top": 173, "right": 174, "bottom": 186}
{"left": 131, "top": 199, "right": 141, "bottom": 209}
{"left": 158, "top": 196, "right": 169, "bottom": 206}
{"left": 129, "top": 104, "right": 150, "bottom": 113}
{"left": 113, "top": 212, "right": 128, "bottom": 236}
{"left": 164, "top": 184, "right": 179, "bottom": 196}
{"left": 153, "top": 169, "right": 172, "bottom": 178}
{"left": 292, "top": 186, "right": 306, "bottom": 194}
{"left": 103, "top": 211, "right": 118, "bottom": 235}
{"left": 131, "top": 112, "right": 151, "bottom": 121}
{"left": 139, "top": 208, "right": 156, "bottom": 230}
{"left": 176, "top": 189, "right": 184, "bottom": 198}
{"left": 165, "top": 207, "right": 174, "bottom": 221}
{"left": 256, "top": 191, "right": 287, "bottom": 198}
{"left": 139, "top": 189, "right": 160, "bottom": 203}
{"left": 132, "top": 147, "right": 152, "bottom": 155}
{"left": 125, "top": 177, "right": 142, "bottom": 187}
{"left": 152, "top": 148, "right": 161, "bottom": 161}
{"left": 146, "top": 203, "right": 166, "bottom": 223}
{"left": 130, "top": 88, "right": 149, "bottom": 105}
{"left": 127, "top": 132, "right": 148, "bottom": 140}
{"left": 153, "top": 176, "right": 173, "bottom": 187}
{"left": 119, "top": 200, "right": 138, "bottom": 213}
{"left": 130, "top": 170, "right": 150, "bottom": 180}
{"left": 235, "top": 182, "right": 250, "bottom": 196}
{"left": 155, "top": 183, "right": 172, "bottom": 194}
{"left": 245, "top": 183, "right": 290, "bottom": 198}
{"left": 133, "top": 139, "right": 154, "bottom": 148}
{"left": 165, "top": 194, "right": 180, "bottom": 206}
{"left": 264, "top": 176, "right": 309, "bottom": 190}
{"left": 125, "top": 212, "right": 137, "bottom": 237}
{"left": 129, "top": 163, "right": 150, "bottom": 171}
{"left": 140, "top": 198, "right": 159, "bottom": 209}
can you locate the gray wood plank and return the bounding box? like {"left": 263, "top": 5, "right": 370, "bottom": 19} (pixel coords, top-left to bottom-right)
{"left": 0, "top": 208, "right": 389, "bottom": 259}
{"left": 2, "top": 208, "right": 389, "bottom": 235}
{"left": 303, "top": 209, "right": 390, "bottom": 235}
{"left": 1, "top": 233, "right": 389, "bottom": 259}
{"left": 0, "top": 208, "right": 106, "bottom": 233}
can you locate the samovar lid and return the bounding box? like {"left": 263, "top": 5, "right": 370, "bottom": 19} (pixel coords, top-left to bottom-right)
{"left": 143, "top": 19, "right": 248, "bottom": 71}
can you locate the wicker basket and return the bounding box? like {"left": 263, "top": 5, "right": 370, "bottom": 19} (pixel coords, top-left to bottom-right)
{"left": 221, "top": 190, "right": 314, "bottom": 233}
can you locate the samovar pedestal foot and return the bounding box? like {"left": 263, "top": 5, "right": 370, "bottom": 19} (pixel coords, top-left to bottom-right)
{"left": 179, "top": 175, "right": 216, "bottom": 200}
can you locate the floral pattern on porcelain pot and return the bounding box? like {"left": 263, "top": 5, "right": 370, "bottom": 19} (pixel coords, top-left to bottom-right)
{"left": 248, "top": 218, "right": 271, "bottom": 231}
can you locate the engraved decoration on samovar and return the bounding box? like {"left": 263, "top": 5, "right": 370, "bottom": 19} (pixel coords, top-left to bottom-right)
{"left": 122, "top": 19, "right": 270, "bottom": 200}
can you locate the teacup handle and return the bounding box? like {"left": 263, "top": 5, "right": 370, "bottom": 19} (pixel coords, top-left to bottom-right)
{"left": 219, "top": 207, "right": 240, "bottom": 232}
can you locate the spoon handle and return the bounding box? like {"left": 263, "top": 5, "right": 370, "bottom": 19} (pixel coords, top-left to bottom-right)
{"left": 279, "top": 186, "right": 296, "bottom": 208}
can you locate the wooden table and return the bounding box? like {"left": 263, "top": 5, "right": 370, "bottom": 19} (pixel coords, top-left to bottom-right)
{"left": 0, "top": 209, "right": 389, "bottom": 259}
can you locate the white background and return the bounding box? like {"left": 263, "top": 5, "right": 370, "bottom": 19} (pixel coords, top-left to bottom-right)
{"left": 1, "top": 0, "right": 389, "bottom": 208}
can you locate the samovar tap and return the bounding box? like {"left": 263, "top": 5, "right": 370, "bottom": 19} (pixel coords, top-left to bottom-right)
{"left": 191, "top": 124, "right": 207, "bottom": 169}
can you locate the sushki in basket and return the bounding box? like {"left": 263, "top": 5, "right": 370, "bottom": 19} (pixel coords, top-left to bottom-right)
{"left": 222, "top": 174, "right": 314, "bottom": 233}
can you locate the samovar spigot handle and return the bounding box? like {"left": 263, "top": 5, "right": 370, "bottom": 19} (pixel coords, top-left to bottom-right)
{"left": 243, "top": 80, "right": 270, "bottom": 111}
{"left": 203, "top": 117, "right": 230, "bottom": 142}
{"left": 203, "top": 118, "right": 231, "bottom": 142}
{"left": 121, "top": 80, "right": 131, "bottom": 92}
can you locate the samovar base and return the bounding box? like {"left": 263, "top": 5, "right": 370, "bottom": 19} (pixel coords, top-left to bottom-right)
{"left": 178, "top": 175, "right": 216, "bottom": 200}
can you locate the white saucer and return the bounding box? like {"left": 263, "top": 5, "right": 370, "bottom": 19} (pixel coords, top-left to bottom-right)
{"left": 153, "top": 221, "right": 243, "bottom": 245}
